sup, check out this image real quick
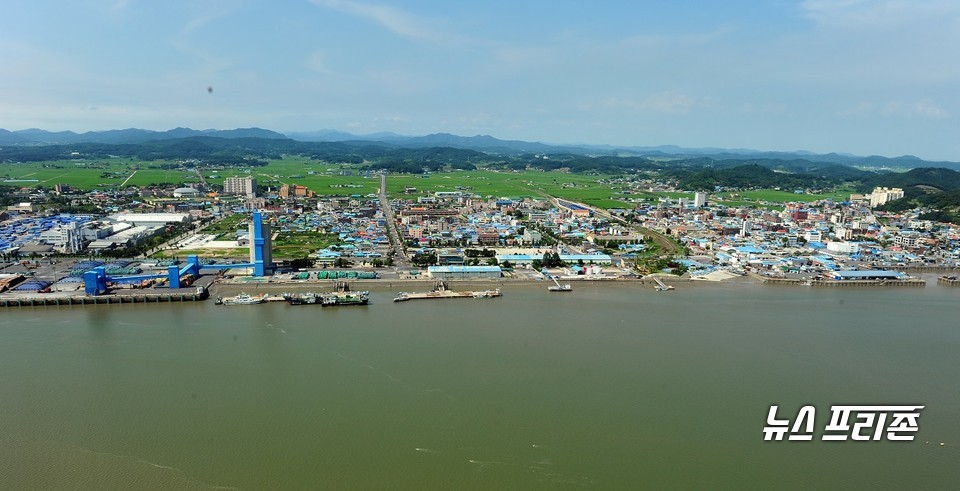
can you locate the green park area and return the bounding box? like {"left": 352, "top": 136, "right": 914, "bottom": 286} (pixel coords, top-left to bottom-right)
{"left": 271, "top": 231, "right": 339, "bottom": 258}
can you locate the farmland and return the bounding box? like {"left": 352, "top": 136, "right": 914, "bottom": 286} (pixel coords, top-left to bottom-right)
{"left": 2, "top": 157, "right": 851, "bottom": 210}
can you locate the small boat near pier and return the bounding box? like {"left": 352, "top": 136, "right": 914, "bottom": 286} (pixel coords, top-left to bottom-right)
{"left": 216, "top": 292, "right": 268, "bottom": 305}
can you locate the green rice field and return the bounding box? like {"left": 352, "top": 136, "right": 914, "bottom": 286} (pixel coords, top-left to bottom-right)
{"left": 2, "top": 158, "right": 851, "bottom": 210}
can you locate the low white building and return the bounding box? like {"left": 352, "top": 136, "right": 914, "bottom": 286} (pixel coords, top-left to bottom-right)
{"left": 427, "top": 265, "right": 502, "bottom": 279}
{"left": 804, "top": 230, "right": 823, "bottom": 243}
{"left": 826, "top": 241, "right": 861, "bottom": 255}
{"left": 111, "top": 213, "right": 192, "bottom": 227}
{"left": 7, "top": 202, "right": 37, "bottom": 213}
{"left": 173, "top": 187, "right": 201, "bottom": 198}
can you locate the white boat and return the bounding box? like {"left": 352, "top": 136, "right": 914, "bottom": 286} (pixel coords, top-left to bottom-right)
{"left": 472, "top": 289, "right": 501, "bottom": 298}
{"left": 217, "top": 292, "right": 267, "bottom": 305}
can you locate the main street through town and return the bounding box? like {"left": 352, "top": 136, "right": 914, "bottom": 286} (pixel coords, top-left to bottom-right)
{"left": 378, "top": 173, "right": 409, "bottom": 268}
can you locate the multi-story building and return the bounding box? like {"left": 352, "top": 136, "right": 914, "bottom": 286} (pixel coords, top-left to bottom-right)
{"left": 694, "top": 192, "right": 708, "bottom": 208}
{"left": 224, "top": 176, "right": 257, "bottom": 197}
{"left": 38, "top": 222, "right": 83, "bottom": 253}
{"left": 869, "top": 187, "right": 904, "bottom": 207}
{"left": 894, "top": 233, "right": 919, "bottom": 249}
{"left": 804, "top": 230, "right": 823, "bottom": 243}
{"left": 279, "top": 184, "right": 311, "bottom": 198}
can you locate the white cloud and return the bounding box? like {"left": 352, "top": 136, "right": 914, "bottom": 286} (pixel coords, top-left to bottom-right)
{"left": 839, "top": 99, "right": 949, "bottom": 119}
{"left": 310, "top": 0, "right": 452, "bottom": 43}
{"left": 801, "top": 0, "right": 960, "bottom": 28}
{"left": 606, "top": 92, "right": 697, "bottom": 115}
{"left": 884, "top": 100, "right": 950, "bottom": 119}
{"left": 304, "top": 51, "right": 331, "bottom": 74}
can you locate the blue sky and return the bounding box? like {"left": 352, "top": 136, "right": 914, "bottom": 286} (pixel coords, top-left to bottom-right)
{"left": 2, "top": 0, "right": 958, "bottom": 160}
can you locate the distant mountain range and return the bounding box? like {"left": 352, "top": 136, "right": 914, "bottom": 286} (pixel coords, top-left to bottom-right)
{"left": 0, "top": 127, "right": 288, "bottom": 145}
{"left": 1, "top": 127, "right": 956, "bottom": 169}
{"left": 284, "top": 130, "right": 954, "bottom": 169}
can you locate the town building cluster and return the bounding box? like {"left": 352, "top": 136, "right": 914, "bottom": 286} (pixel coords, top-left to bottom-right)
{"left": 3, "top": 178, "right": 958, "bottom": 283}
{"left": 630, "top": 187, "right": 959, "bottom": 278}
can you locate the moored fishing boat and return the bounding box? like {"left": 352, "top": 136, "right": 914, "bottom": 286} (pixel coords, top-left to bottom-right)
{"left": 283, "top": 292, "right": 323, "bottom": 305}
{"left": 321, "top": 291, "right": 370, "bottom": 307}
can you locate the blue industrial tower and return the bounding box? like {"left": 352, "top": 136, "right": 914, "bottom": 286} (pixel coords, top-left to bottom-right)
{"left": 250, "top": 210, "right": 272, "bottom": 277}
{"left": 83, "top": 210, "right": 273, "bottom": 295}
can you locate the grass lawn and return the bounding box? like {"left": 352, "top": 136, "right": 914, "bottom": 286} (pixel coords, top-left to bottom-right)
{"left": 271, "top": 231, "right": 339, "bottom": 258}
{"left": 203, "top": 213, "right": 249, "bottom": 239}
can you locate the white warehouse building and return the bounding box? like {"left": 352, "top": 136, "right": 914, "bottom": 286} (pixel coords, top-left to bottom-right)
{"left": 427, "top": 265, "right": 502, "bottom": 279}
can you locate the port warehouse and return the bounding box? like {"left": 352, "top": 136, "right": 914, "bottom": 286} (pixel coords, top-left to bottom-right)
{"left": 0, "top": 212, "right": 192, "bottom": 255}
{"left": 557, "top": 200, "right": 592, "bottom": 217}
{"left": 427, "top": 265, "right": 503, "bottom": 279}
{"left": 494, "top": 253, "right": 613, "bottom": 265}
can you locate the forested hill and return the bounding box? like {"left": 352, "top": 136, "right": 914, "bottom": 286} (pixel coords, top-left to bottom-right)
{"left": 859, "top": 167, "right": 960, "bottom": 193}
{"left": 4, "top": 127, "right": 959, "bottom": 169}
{"left": 663, "top": 164, "right": 843, "bottom": 191}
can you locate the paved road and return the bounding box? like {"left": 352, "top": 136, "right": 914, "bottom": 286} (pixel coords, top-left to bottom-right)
{"left": 556, "top": 197, "right": 684, "bottom": 256}
{"left": 378, "top": 173, "right": 409, "bottom": 267}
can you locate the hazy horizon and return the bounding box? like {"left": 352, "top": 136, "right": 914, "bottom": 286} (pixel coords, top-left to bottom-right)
{"left": 3, "top": 1, "right": 958, "bottom": 160}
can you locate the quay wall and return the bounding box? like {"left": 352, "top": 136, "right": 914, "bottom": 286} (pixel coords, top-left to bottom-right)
{"left": 809, "top": 279, "right": 925, "bottom": 287}
{"left": 747, "top": 271, "right": 925, "bottom": 287}
{"left": 891, "top": 266, "right": 960, "bottom": 274}
{"left": 0, "top": 290, "right": 208, "bottom": 308}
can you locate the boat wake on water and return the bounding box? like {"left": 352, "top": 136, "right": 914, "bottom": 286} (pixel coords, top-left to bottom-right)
{"left": 68, "top": 444, "right": 239, "bottom": 490}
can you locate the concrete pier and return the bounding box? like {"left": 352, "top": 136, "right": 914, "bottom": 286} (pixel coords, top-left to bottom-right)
{"left": 937, "top": 276, "right": 960, "bottom": 286}
{"left": 0, "top": 288, "right": 209, "bottom": 308}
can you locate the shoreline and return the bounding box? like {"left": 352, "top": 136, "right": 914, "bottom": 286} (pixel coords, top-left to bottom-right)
{"left": 3, "top": 271, "right": 954, "bottom": 308}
